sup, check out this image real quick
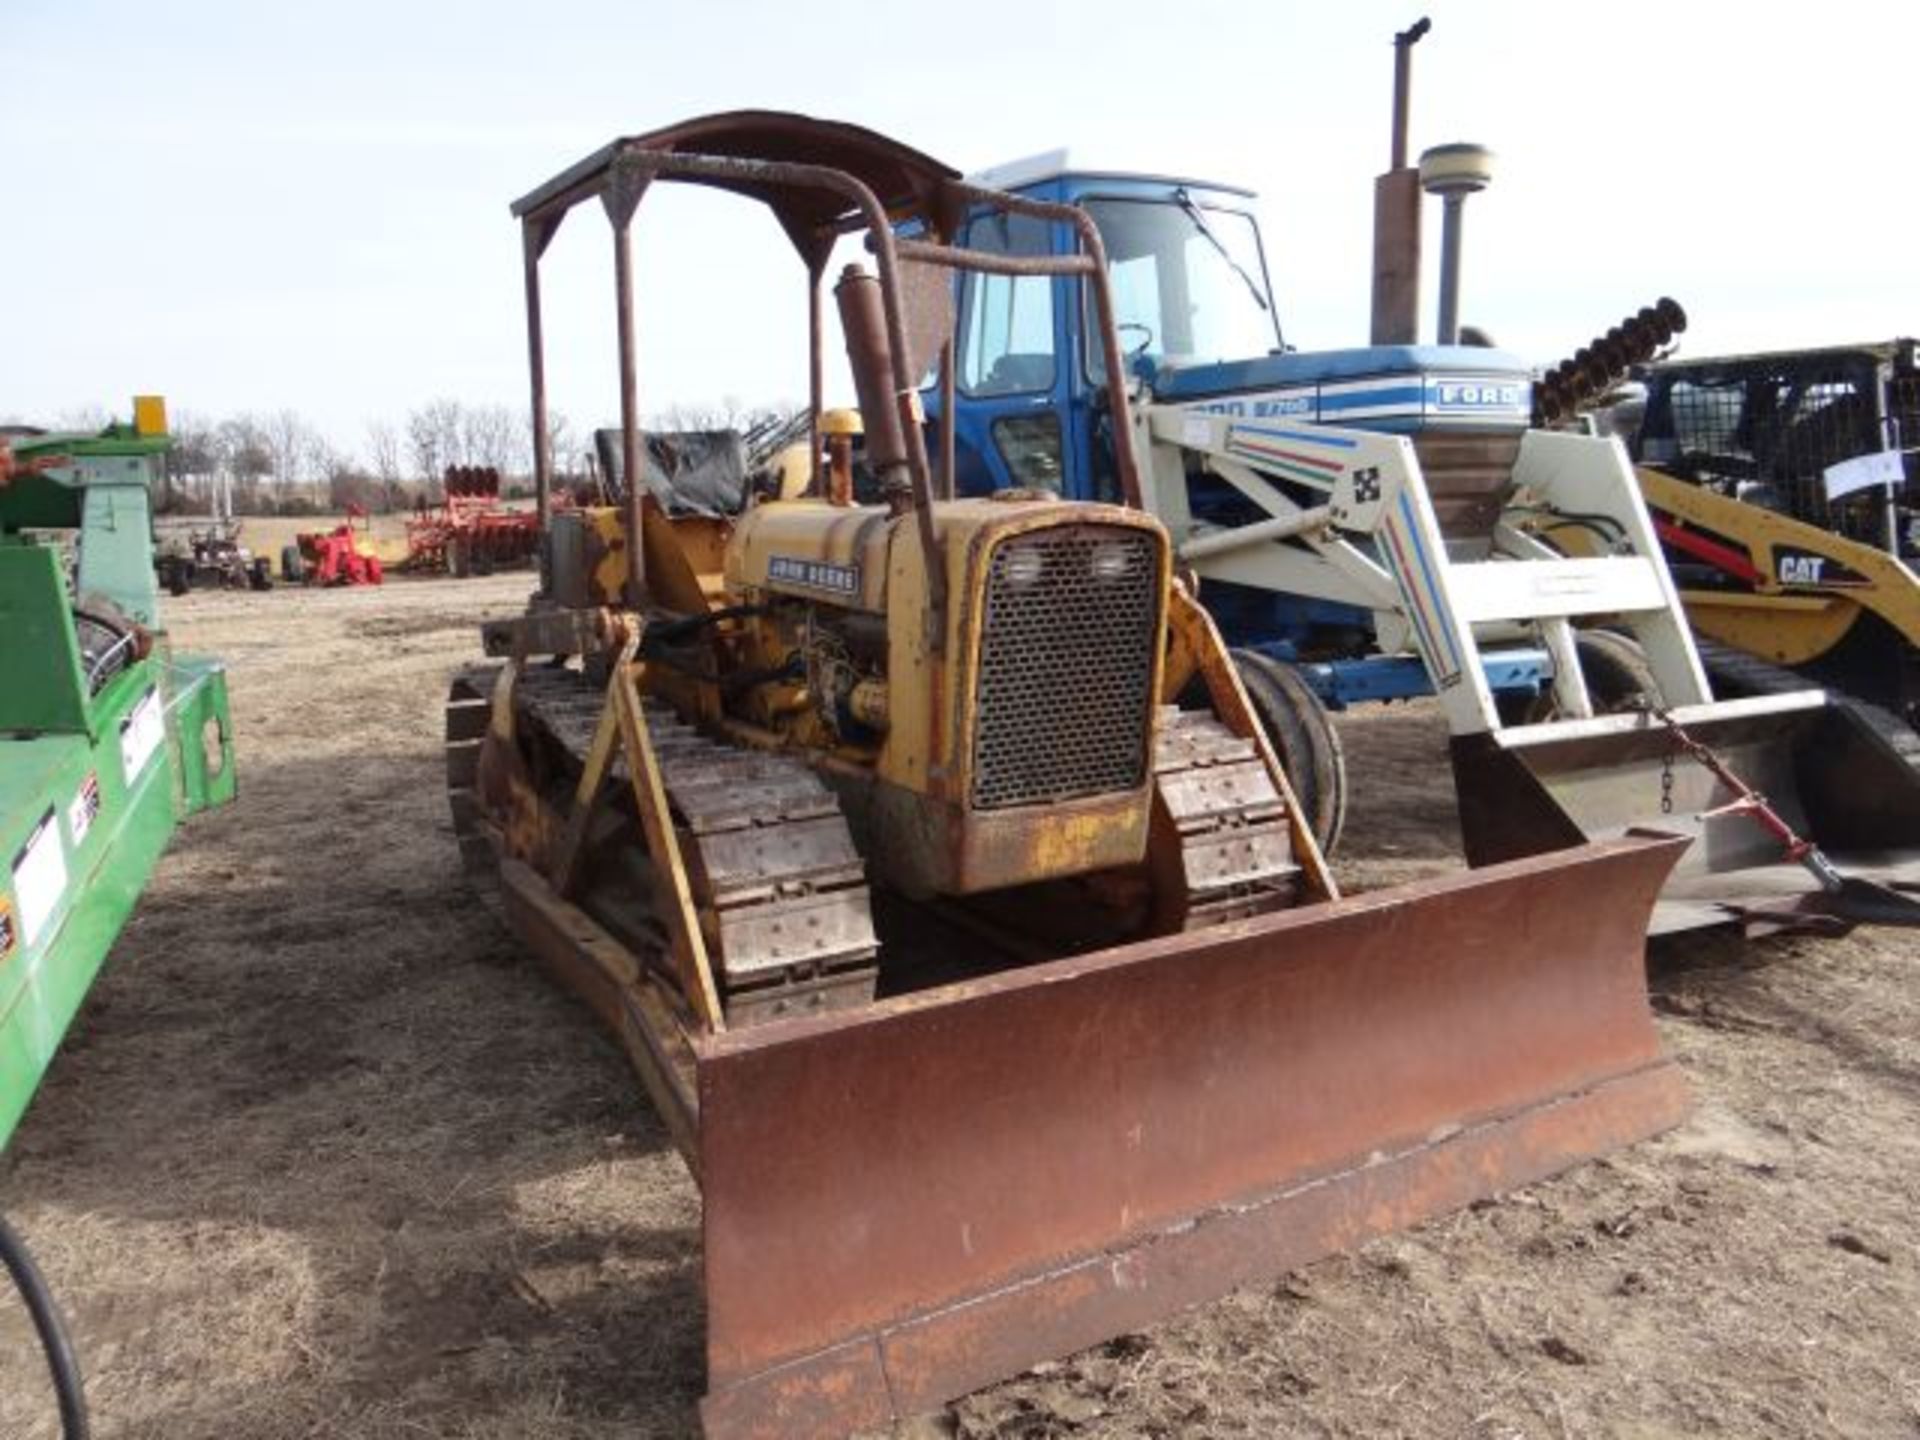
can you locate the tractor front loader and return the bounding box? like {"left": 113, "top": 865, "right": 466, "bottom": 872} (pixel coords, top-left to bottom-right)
{"left": 921, "top": 22, "right": 1920, "bottom": 937}
{"left": 449, "top": 113, "right": 1690, "bottom": 1438}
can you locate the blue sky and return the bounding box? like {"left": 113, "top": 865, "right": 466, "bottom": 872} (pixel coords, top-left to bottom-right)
{"left": 7, "top": 0, "right": 1915, "bottom": 453}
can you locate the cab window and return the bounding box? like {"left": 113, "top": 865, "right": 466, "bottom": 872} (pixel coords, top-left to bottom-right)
{"left": 958, "top": 212, "right": 1057, "bottom": 397}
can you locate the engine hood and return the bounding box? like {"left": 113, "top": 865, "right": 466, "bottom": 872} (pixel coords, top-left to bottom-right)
{"left": 1146, "top": 345, "right": 1533, "bottom": 434}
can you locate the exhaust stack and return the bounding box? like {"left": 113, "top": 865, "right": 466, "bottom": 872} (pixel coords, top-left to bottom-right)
{"left": 1369, "top": 18, "right": 1429, "bottom": 345}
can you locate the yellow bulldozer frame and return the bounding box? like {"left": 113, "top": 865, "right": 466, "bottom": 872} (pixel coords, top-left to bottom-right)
{"left": 447, "top": 111, "right": 1692, "bottom": 1438}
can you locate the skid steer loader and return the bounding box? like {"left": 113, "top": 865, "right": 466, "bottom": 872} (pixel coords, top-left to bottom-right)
{"left": 1626, "top": 341, "right": 1920, "bottom": 730}
{"left": 448, "top": 112, "right": 1692, "bottom": 1438}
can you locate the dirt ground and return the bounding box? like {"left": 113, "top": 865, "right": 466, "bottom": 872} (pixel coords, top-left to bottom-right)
{"left": 3, "top": 576, "right": 1917, "bottom": 1438}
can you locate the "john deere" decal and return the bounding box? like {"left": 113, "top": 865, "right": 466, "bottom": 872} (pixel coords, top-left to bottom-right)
{"left": 768, "top": 555, "right": 860, "bottom": 597}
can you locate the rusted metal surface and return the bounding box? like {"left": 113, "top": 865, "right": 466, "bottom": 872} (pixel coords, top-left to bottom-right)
{"left": 513, "top": 112, "right": 1153, "bottom": 656}
{"left": 832, "top": 267, "right": 910, "bottom": 478}
{"left": 510, "top": 110, "right": 966, "bottom": 249}
{"left": 607, "top": 190, "right": 645, "bottom": 606}
{"left": 1534, "top": 298, "right": 1688, "bottom": 425}
{"left": 1164, "top": 584, "right": 1337, "bottom": 900}
{"left": 496, "top": 857, "right": 703, "bottom": 1168}
{"left": 1413, "top": 431, "right": 1524, "bottom": 546}
{"left": 1370, "top": 19, "right": 1429, "bottom": 345}
{"left": 510, "top": 665, "right": 880, "bottom": 1027}
{"left": 693, "top": 833, "right": 1689, "bottom": 1436}
{"left": 521, "top": 216, "right": 559, "bottom": 529}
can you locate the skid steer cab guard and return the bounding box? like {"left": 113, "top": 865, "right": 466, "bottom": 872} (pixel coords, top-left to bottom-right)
{"left": 465, "top": 110, "right": 1694, "bottom": 1438}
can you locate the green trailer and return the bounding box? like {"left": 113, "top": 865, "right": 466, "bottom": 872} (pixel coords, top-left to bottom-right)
{"left": 1, "top": 398, "right": 237, "bottom": 1436}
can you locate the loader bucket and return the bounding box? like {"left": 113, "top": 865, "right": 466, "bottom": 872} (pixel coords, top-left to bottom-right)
{"left": 1453, "top": 692, "right": 1920, "bottom": 934}
{"left": 688, "top": 834, "right": 1690, "bottom": 1437}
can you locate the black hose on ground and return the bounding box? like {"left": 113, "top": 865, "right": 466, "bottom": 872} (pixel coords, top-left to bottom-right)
{"left": 0, "top": 1211, "right": 89, "bottom": 1439}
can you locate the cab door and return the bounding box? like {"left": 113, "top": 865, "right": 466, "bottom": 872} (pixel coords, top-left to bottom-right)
{"left": 937, "top": 208, "right": 1073, "bottom": 498}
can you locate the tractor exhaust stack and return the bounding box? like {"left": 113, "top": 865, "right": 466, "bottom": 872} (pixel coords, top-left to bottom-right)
{"left": 1370, "top": 17, "right": 1429, "bottom": 345}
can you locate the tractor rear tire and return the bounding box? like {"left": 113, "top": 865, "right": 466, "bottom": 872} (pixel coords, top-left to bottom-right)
{"left": 1502, "top": 629, "right": 1665, "bottom": 724}
{"left": 163, "top": 561, "right": 191, "bottom": 598}
{"left": 280, "top": 545, "right": 305, "bottom": 584}
{"left": 1231, "top": 649, "right": 1347, "bottom": 857}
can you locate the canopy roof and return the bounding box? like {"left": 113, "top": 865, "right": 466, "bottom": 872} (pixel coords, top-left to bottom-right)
{"left": 511, "top": 110, "right": 966, "bottom": 257}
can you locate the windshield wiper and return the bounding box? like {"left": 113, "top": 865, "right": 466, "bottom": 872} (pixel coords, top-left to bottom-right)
{"left": 1174, "top": 188, "right": 1270, "bottom": 314}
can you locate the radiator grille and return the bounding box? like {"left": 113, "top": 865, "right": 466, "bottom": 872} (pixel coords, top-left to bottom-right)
{"left": 1413, "top": 431, "right": 1524, "bottom": 548}
{"left": 971, "top": 525, "right": 1162, "bottom": 811}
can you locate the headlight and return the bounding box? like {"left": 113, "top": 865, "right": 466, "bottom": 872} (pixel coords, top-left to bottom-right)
{"left": 1089, "top": 541, "right": 1133, "bottom": 582}
{"left": 1001, "top": 547, "right": 1045, "bottom": 589}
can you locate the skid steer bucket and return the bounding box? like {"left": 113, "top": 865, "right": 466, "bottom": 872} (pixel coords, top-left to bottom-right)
{"left": 1454, "top": 692, "right": 1920, "bottom": 934}
{"left": 490, "top": 832, "right": 1689, "bottom": 1439}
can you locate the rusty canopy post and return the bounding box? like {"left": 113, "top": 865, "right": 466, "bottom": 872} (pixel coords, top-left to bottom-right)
{"left": 807, "top": 256, "right": 824, "bottom": 496}
{"left": 521, "top": 215, "right": 560, "bottom": 530}
{"left": 604, "top": 160, "right": 648, "bottom": 604}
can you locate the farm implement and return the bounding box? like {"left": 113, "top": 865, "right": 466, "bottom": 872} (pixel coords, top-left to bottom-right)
{"left": 405, "top": 465, "right": 541, "bottom": 576}
{"left": 448, "top": 112, "right": 1692, "bottom": 1438}
{"left": 294, "top": 509, "right": 384, "bottom": 586}
{"left": 1, "top": 399, "right": 238, "bottom": 1436}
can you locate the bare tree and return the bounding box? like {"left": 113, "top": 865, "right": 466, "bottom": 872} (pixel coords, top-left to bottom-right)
{"left": 54, "top": 404, "right": 111, "bottom": 433}
{"left": 261, "top": 408, "right": 317, "bottom": 496}
{"left": 408, "top": 398, "right": 465, "bottom": 490}
{"left": 322, "top": 446, "right": 379, "bottom": 512}
{"left": 216, "top": 415, "right": 272, "bottom": 513}
{"left": 163, "top": 409, "right": 221, "bottom": 513}
{"left": 462, "top": 402, "right": 519, "bottom": 477}
{"left": 547, "top": 409, "right": 579, "bottom": 481}
{"left": 366, "top": 419, "right": 404, "bottom": 510}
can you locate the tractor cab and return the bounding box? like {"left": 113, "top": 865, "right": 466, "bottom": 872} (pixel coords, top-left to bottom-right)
{"left": 925, "top": 155, "right": 1536, "bottom": 529}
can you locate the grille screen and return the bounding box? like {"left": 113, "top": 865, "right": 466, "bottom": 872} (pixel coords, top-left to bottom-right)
{"left": 971, "top": 525, "right": 1162, "bottom": 810}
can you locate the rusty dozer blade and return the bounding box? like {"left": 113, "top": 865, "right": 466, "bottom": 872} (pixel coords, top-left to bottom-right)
{"left": 686, "top": 836, "right": 1689, "bottom": 1438}
{"left": 1453, "top": 691, "right": 1920, "bottom": 935}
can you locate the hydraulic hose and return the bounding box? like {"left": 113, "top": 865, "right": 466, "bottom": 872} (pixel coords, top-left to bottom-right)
{"left": 0, "top": 1212, "right": 89, "bottom": 1439}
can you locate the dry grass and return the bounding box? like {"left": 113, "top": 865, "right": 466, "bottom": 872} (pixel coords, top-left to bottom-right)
{"left": 3, "top": 579, "right": 1918, "bottom": 1437}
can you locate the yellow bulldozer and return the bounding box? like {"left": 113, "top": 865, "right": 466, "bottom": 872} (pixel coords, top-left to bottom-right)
{"left": 447, "top": 112, "right": 1692, "bottom": 1438}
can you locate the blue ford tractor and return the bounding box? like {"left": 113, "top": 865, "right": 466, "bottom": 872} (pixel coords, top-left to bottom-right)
{"left": 910, "top": 90, "right": 1920, "bottom": 933}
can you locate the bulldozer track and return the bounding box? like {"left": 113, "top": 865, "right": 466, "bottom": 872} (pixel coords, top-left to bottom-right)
{"left": 446, "top": 669, "right": 1300, "bottom": 1023}
{"left": 1696, "top": 638, "right": 1920, "bottom": 772}
{"left": 1152, "top": 706, "right": 1302, "bottom": 927}
{"left": 448, "top": 664, "right": 879, "bottom": 1027}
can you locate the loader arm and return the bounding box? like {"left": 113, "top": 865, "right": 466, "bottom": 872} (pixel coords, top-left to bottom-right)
{"left": 1139, "top": 403, "right": 1716, "bottom": 734}
{"left": 1129, "top": 395, "right": 1920, "bottom": 934}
